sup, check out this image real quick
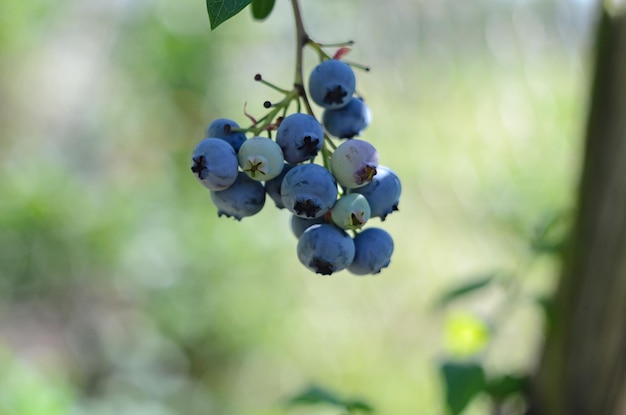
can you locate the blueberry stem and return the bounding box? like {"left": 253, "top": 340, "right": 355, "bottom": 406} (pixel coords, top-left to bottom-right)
{"left": 255, "top": 75, "right": 291, "bottom": 94}
{"left": 290, "top": 0, "right": 308, "bottom": 88}
{"left": 321, "top": 144, "right": 331, "bottom": 171}
{"left": 306, "top": 40, "right": 332, "bottom": 62}
{"left": 250, "top": 89, "right": 299, "bottom": 135}
{"left": 316, "top": 40, "right": 355, "bottom": 48}
{"left": 323, "top": 133, "right": 337, "bottom": 150}
{"left": 290, "top": 0, "right": 317, "bottom": 120}
{"left": 342, "top": 60, "right": 371, "bottom": 72}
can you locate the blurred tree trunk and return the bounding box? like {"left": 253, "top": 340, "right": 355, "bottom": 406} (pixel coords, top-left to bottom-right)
{"left": 527, "top": 4, "right": 626, "bottom": 415}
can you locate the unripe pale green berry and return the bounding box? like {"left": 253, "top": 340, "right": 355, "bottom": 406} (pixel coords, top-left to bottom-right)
{"left": 331, "top": 193, "right": 371, "bottom": 230}
{"left": 238, "top": 136, "right": 285, "bottom": 181}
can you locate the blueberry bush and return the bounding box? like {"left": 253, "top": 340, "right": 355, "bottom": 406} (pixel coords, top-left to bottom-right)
{"left": 1, "top": 0, "right": 619, "bottom": 414}
{"left": 194, "top": 0, "right": 399, "bottom": 277}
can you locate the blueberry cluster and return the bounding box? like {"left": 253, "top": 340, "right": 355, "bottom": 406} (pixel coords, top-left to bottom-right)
{"left": 191, "top": 59, "right": 401, "bottom": 276}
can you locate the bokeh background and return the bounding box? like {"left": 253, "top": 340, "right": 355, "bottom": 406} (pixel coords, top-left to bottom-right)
{"left": 0, "top": 0, "right": 597, "bottom": 414}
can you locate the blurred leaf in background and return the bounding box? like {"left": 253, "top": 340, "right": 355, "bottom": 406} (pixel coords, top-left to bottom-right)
{"left": 440, "top": 361, "right": 486, "bottom": 415}
{"left": 285, "top": 384, "right": 373, "bottom": 413}
{"left": 0, "top": 348, "right": 74, "bottom": 415}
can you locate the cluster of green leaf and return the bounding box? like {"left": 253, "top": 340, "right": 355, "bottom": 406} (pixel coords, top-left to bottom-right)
{"left": 440, "top": 361, "right": 529, "bottom": 415}
{"left": 206, "top": 0, "right": 276, "bottom": 29}
{"left": 434, "top": 210, "right": 571, "bottom": 414}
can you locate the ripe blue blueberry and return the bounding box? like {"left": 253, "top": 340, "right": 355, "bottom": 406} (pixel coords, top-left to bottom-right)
{"left": 191, "top": 138, "right": 239, "bottom": 191}
{"left": 210, "top": 172, "right": 266, "bottom": 220}
{"left": 265, "top": 163, "right": 296, "bottom": 209}
{"left": 206, "top": 118, "right": 247, "bottom": 152}
{"left": 238, "top": 136, "right": 285, "bottom": 181}
{"left": 330, "top": 138, "right": 379, "bottom": 189}
{"left": 281, "top": 164, "right": 338, "bottom": 219}
{"left": 322, "top": 97, "right": 371, "bottom": 139}
{"left": 348, "top": 227, "right": 394, "bottom": 275}
{"left": 297, "top": 224, "right": 355, "bottom": 275}
{"left": 308, "top": 59, "right": 356, "bottom": 110}
{"left": 290, "top": 214, "right": 328, "bottom": 238}
{"left": 276, "top": 113, "right": 324, "bottom": 164}
{"left": 352, "top": 165, "right": 401, "bottom": 220}
{"left": 331, "top": 193, "right": 371, "bottom": 230}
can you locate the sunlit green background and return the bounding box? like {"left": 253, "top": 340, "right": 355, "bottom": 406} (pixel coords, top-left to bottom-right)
{"left": 0, "top": 0, "right": 595, "bottom": 414}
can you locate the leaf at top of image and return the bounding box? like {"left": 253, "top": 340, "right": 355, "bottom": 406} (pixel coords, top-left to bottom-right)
{"left": 206, "top": 0, "right": 252, "bottom": 30}
{"left": 251, "top": 0, "right": 275, "bottom": 21}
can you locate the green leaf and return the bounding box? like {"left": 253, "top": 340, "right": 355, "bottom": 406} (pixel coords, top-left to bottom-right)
{"left": 251, "top": 0, "right": 275, "bottom": 20}
{"left": 485, "top": 374, "right": 529, "bottom": 402}
{"left": 206, "top": 0, "right": 252, "bottom": 30}
{"left": 344, "top": 400, "right": 374, "bottom": 413}
{"left": 440, "top": 361, "right": 486, "bottom": 415}
{"left": 286, "top": 385, "right": 341, "bottom": 406}
{"left": 285, "top": 385, "right": 374, "bottom": 413}
{"left": 434, "top": 273, "right": 499, "bottom": 308}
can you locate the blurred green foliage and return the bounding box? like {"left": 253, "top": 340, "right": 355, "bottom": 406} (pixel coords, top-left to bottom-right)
{"left": 0, "top": 347, "right": 74, "bottom": 415}
{"left": 0, "top": 0, "right": 593, "bottom": 414}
